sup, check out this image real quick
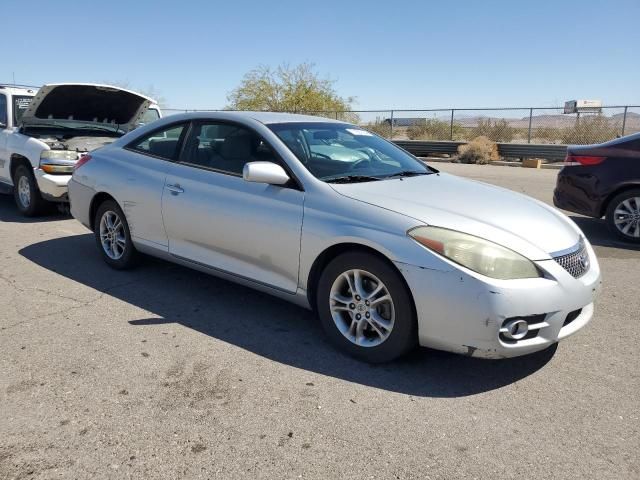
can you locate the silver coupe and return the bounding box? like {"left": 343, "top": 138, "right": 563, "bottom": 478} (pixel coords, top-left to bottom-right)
{"left": 69, "top": 112, "right": 601, "bottom": 362}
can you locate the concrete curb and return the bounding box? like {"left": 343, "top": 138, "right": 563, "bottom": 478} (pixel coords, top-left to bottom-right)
{"left": 419, "top": 157, "right": 563, "bottom": 170}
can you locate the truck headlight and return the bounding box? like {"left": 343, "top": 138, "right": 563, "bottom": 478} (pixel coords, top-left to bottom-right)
{"left": 408, "top": 226, "right": 541, "bottom": 280}
{"left": 39, "top": 150, "right": 78, "bottom": 174}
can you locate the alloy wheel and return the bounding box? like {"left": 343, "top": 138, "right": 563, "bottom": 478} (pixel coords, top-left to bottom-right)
{"left": 613, "top": 197, "right": 640, "bottom": 238}
{"left": 329, "top": 269, "right": 395, "bottom": 347}
{"left": 99, "top": 210, "right": 127, "bottom": 260}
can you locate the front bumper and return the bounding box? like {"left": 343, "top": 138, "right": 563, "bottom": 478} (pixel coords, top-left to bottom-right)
{"left": 395, "top": 241, "right": 601, "bottom": 359}
{"left": 34, "top": 169, "right": 71, "bottom": 202}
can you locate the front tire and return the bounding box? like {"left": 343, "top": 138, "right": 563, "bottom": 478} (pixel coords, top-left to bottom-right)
{"left": 94, "top": 200, "right": 138, "bottom": 269}
{"left": 605, "top": 189, "right": 640, "bottom": 243}
{"left": 12, "top": 165, "right": 49, "bottom": 216}
{"left": 316, "top": 251, "right": 417, "bottom": 363}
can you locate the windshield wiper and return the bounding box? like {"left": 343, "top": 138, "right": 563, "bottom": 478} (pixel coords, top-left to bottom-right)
{"left": 324, "top": 175, "right": 381, "bottom": 184}
{"left": 384, "top": 170, "right": 430, "bottom": 179}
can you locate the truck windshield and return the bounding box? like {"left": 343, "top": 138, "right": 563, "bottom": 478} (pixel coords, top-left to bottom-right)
{"left": 13, "top": 96, "right": 33, "bottom": 125}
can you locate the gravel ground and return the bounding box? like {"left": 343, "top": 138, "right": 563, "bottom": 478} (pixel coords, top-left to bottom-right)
{"left": 1, "top": 163, "right": 638, "bottom": 479}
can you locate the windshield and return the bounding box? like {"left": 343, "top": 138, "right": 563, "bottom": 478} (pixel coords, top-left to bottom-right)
{"left": 139, "top": 107, "right": 161, "bottom": 125}
{"left": 269, "top": 122, "right": 431, "bottom": 182}
{"left": 13, "top": 95, "right": 33, "bottom": 125}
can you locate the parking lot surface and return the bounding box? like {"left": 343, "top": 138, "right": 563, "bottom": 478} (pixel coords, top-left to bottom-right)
{"left": 1, "top": 163, "right": 638, "bottom": 479}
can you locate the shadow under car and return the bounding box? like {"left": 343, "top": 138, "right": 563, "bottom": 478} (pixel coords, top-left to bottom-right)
{"left": 18, "top": 233, "right": 558, "bottom": 398}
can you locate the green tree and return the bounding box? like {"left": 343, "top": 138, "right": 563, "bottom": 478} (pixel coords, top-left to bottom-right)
{"left": 226, "top": 63, "right": 355, "bottom": 117}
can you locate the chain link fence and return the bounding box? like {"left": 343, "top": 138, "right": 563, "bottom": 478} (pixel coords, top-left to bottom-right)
{"left": 161, "top": 106, "right": 640, "bottom": 145}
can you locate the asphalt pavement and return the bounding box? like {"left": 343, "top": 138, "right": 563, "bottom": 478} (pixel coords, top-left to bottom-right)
{"left": 1, "top": 162, "right": 638, "bottom": 479}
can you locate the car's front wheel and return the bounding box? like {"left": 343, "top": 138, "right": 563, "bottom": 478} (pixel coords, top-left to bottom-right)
{"left": 94, "top": 199, "right": 138, "bottom": 269}
{"left": 12, "top": 165, "right": 49, "bottom": 216}
{"left": 316, "top": 251, "right": 417, "bottom": 363}
{"left": 605, "top": 189, "right": 640, "bottom": 243}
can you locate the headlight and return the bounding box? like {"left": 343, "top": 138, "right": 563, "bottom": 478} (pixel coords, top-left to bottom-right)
{"left": 39, "top": 150, "right": 79, "bottom": 174}
{"left": 408, "top": 226, "right": 541, "bottom": 280}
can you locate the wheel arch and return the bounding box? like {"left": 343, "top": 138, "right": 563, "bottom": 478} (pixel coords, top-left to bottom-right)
{"left": 601, "top": 183, "right": 640, "bottom": 217}
{"left": 9, "top": 153, "right": 32, "bottom": 180}
{"left": 89, "top": 192, "right": 119, "bottom": 231}
{"left": 305, "top": 242, "right": 417, "bottom": 317}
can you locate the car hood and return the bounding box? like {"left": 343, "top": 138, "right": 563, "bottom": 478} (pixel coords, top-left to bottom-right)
{"left": 330, "top": 172, "right": 581, "bottom": 260}
{"left": 21, "top": 83, "right": 155, "bottom": 132}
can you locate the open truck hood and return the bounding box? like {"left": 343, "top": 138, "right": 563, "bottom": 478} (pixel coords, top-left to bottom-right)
{"left": 21, "top": 83, "right": 156, "bottom": 132}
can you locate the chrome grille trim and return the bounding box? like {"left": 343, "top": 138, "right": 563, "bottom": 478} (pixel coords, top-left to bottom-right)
{"left": 552, "top": 240, "right": 589, "bottom": 278}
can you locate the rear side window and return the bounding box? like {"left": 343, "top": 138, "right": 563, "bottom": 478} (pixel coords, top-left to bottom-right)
{"left": 129, "top": 123, "right": 186, "bottom": 160}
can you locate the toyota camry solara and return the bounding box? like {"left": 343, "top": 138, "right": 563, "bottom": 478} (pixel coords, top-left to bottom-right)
{"left": 68, "top": 112, "right": 601, "bottom": 362}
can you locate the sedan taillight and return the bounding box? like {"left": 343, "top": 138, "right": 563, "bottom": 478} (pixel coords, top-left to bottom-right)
{"left": 74, "top": 154, "right": 92, "bottom": 171}
{"left": 564, "top": 154, "right": 606, "bottom": 166}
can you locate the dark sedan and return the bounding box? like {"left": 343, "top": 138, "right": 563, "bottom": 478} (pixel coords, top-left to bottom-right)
{"left": 554, "top": 132, "right": 640, "bottom": 243}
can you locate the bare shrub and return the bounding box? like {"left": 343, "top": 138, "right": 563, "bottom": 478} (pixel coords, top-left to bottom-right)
{"left": 473, "top": 119, "right": 515, "bottom": 142}
{"left": 364, "top": 121, "right": 392, "bottom": 138}
{"left": 407, "top": 119, "right": 462, "bottom": 140}
{"left": 456, "top": 136, "right": 500, "bottom": 164}
{"left": 561, "top": 115, "right": 621, "bottom": 144}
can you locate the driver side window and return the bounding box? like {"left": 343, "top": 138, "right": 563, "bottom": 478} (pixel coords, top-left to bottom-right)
{"left": 181, "top": 122, "right": 278, "bottom": 176}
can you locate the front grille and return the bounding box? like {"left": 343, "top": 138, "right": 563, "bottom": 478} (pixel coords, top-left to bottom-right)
{"left": 553, "top": 241, "right": 589, "bottom": 278}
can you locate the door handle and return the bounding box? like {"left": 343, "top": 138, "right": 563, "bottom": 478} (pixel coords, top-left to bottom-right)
{"left": 166, "top": 184, "right": 184, "bottom": 195}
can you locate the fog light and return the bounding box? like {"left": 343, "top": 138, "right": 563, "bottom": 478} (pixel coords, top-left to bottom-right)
{"left": 501, "top": 319, "right": 529, "bottom": 340}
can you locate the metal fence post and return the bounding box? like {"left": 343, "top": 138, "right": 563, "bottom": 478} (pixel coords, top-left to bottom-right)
{"left": 621, "top": 106, "right": 628, "bottom": 136}
{"left": 450, "top": 109, "right": 455, "bottom": 140}
{"left": 389, "top": 110, "right": 394, "bottom": 139}
{"left": 527, "top": 108, "right": 533, "bottom": 144}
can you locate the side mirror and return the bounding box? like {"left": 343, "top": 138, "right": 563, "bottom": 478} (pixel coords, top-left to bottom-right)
{"left": 243, "top": 161, "right": 290, "bottom": 186}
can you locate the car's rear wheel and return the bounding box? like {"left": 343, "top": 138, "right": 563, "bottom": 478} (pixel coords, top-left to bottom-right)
{"left": 12, "top": 165, "right": 49, "bottom": 216}
{"left": 316, "top": 251, "right": 417, "bottom": 363}
{"left": 94, "top": 199, "right": 138, "bottom": 269}
{"left": 605, "top": 189, "right": 640, "bottom": 243}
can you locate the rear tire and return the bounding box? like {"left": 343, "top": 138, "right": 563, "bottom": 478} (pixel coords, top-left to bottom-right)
{"left": 94, "top": 199, "right": 139, "bottom": 269}
{"left": 12, "top": 165, "right": 49, "bottom": 217}
{"left": 316, "top": 251, "right": 417, "bottom": 363}
{"left": 605, "top": 189, "right": 640, "bottom": 244}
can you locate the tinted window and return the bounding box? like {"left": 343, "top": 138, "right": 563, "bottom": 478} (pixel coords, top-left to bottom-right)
{"left": 181, "top": 122, "right": 278, "bottom": 175}
{"left": 0, "top": 94, "right": 7, "bottom": 126}
{"left": 269, "top": 122, "right": 428, "bottom": 181}
{"left": 129, "top": 123, "right": 186, "bottom": 160}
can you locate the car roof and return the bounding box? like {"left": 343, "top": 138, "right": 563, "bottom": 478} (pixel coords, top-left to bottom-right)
{"left": 0, "top": 84, "right": 38, "bottom": 96}
{"left": 166, "top": 111, "right": 345, "bottom": 125}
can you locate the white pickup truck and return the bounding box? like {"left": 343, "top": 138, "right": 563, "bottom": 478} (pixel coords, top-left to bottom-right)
{"left": 0, "top": 83, "right": 161, "bottom": 216}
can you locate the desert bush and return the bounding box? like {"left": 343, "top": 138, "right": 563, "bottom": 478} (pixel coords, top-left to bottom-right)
{"left": 456, "top": 136, "right": 500, "bottom": 164}
{"left": 473, "top": 119, "right": 515, "bottom": 142}
{"left": 532, "top": 126, "right": 562, "bottom": 143}
{"left": 364, "top": 121, "right": 392, "bottom": 138}
{"left": 406, "top": 119, "right": 462, "bottom": 140}
{"left": 561, "top": 114, "right": 620, "bottom": 144}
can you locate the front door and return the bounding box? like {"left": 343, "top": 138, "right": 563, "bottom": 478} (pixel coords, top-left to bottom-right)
{"left": 161, "top": 121, "right": 304, "bottom": 293}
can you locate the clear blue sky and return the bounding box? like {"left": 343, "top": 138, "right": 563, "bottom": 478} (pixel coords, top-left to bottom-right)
{"left": 3, "top": 0, "right": 639, "bottom": 110}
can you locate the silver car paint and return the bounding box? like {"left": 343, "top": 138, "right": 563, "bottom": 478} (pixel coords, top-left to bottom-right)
{"left": 69, "top": 111, "right": 601, "bottom": 358}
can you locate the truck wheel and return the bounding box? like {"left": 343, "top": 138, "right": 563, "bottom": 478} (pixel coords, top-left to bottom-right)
{"left": 13, "top": 165, "right": 49, "bottom": 217}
